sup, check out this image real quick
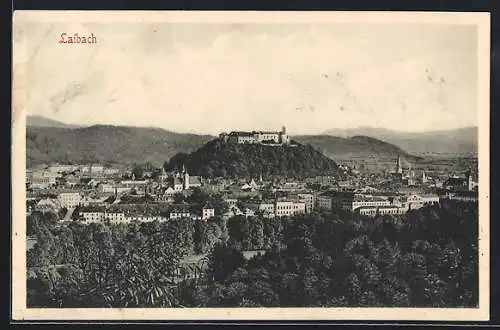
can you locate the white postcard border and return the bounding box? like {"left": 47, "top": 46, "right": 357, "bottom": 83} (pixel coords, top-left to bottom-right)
{"left": 11, "top": 10, "right": 491, "bottom": 321}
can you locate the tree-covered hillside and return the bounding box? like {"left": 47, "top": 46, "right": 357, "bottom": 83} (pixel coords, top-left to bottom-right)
{"left": 26, "top": 125, "right": 213, "bottom": 167}
{"left": 294, "top": 135, "right": 422, "bottom": 163}
{"left": 165, "top": 139, "right": 342, "bottom": 179}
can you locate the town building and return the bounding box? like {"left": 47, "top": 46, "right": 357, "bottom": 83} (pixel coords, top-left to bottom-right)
{"left": 250, "top": 198, "right": 306, "bottom": 218}
{"left": 35, "top": 198, "right": 60, "bottom": 213}
{"left": 224, "top": 198, "right": 238, "bottom": 208}
{"left": 275, "top": 199, "right": 306, "bottom": 217}
{"left": 219, "top": 126, "right": 290, "bottom": 145}
{"left": 444, "top": 191, "right": 478, "bottom": 202}
{"left": 444, "top": 169, "right": 478, "bottom": 192}
{"left": 120, "top": 180, "right": 149, "bottom": 194}
{"left": 169, "top": 207, "right": 191, "bottom": 220}
{"left": 316, "top": 190, "right": 391, "bottom": 212}
{"left": 105, "top": 210, "right": 127, "bottom": 223}
{"left": 399, "top": 193, "right": 440, "bottom": 210}
{"left": 202, "top": 205, "right": 215, "bottom": 220}
{"left": 356, "top": 205, "right": 407, "bottom": 217}
{"left": 103, "top": 168, "right": 121, "bottom": 176}
{"left": 297, "top": 193, "right": 315, "bottom": 213}
{"left": 48, "top": 164, "right": 80, "bottom": 174}
{"left": 57, "top": 191, "right": 82, "bottom": 208}
{"left": 80, "top": 206, "right": 106, "bottom": 223}
{"left": 166, "top": 165, "right": 203, "bottom": 191}
{"left": 124, "top": 213, "right": 167, "bottom": 223}
{"left": 31, "top": 170, "right": 59, "bottom": 189}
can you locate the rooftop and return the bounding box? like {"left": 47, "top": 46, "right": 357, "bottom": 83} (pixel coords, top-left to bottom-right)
{"left": 356, "top": 205, "right": 403, "bottom": 210}
{"left": 80, "top": 205, "right": 107, "bottom": 213}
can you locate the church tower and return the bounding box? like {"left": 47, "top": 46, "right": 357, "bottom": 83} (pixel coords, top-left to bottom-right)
{"left": 466, "top": 167, "right": 473, "bottom": 191}
{"left": 396, "top": 154, "right": 402, "bottom": 174}
{"left": 183, "top": 164, "right": 190, "bottom": 190}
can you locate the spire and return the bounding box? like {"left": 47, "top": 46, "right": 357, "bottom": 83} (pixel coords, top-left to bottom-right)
{"left": 396, "top": 154, "right": 402, "bottom": 174}
{"left": 182, "top": 164, "right": 186, "bottom": 174}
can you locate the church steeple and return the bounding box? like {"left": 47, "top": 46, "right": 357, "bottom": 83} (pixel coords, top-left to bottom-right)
{"left": 422, "top": 170, "right": 427, "bottom": 183}
{"left": 396, "top": 154, "right": 402, "bottom": 174}
{"left": 183, "top": 164, "right": 190, "bottom": 190}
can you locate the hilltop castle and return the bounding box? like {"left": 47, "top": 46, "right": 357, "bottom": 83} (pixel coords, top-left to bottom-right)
{"left": 219, "top": 126, "right": 290, "bottom": 145}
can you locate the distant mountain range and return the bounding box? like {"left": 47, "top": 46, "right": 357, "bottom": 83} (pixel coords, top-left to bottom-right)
{"left": 322, "top": 126, "right": 477, "bottom": 155}
{"left": 26, "top": 116, "right": 474, "bottom": 168}
{"left": 26, "top": 115, "right": 83, "bottom": 129}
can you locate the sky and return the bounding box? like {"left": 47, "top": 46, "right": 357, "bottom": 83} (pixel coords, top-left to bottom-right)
{"left": 14, "top": 17, "right": 480, "bottom": 135}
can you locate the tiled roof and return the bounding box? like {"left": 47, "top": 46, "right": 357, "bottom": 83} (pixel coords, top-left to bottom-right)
{"left": 356, "top": 205, "right": 402, "bottom": 210}
{"left": 189, "top": 176, "right": 202, "bottom": 185}
{"left": 171, "top": 208, "right": 190, "bottom": 213}
{"left": 80, "top": 206, "right": 106, "bottom": 213}
{"left": 229, "top": 131, "right": 254, "bottom": 137}
{"left": 445, "top": 177, "right": 467, "bottom": 185}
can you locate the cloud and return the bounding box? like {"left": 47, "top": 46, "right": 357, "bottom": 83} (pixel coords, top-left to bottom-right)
{"left": 21, "top": 22, "right": 478, "bottom": 134}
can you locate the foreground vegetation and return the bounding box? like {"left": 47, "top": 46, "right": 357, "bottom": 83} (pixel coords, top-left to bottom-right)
{"left": 27, "top": 199, "right": 478, "bottom": 308}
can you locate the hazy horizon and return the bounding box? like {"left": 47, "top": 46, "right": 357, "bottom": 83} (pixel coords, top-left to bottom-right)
{"left": 27, "top": 114, "right": 478, "bottom": 136}
{"left": 16, "top": 19, "right": 479, "bottom": 135}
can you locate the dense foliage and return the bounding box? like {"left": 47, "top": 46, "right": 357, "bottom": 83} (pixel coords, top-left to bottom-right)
{"left": 166, "top": 139, "right": 341, "bottom": 179}
{"left": 206, "top": 200, "right": 478, "bottom": 307}
{"left": 27, "top": 199, "right": 478, "bottom": 308}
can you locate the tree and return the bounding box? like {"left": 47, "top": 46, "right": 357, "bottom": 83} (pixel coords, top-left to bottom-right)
{"left": 373, "top": 240, "right": 400, "bottom": 277}
{"left": 208, "top": 244, "right": 245, "bottom": 283}
{"left": 248, "top": 217, "right": 265, "bottom": 250}
{"left": 173, "top": 193, "right": 185, "bottom": 204}
{"left": 193, "top": 220, "right": 208, "bottom": 254}
{"left": 398, "top": 252, "right": 428, "bottom": 305}
{"left": 227, "top": 216, "right": 250, "bottom": 249}
{"left": 131, "top": 165, "right": 144, "bottom": 180}
{"left": 343, "top": 273, "right": 362, "bottom": 305}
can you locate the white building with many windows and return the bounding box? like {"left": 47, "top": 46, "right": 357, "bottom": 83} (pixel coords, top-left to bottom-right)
{"left": 297, "top": 193, "right": 315, "bottom": 213}
{"left": 57, "top": 191, "right": 82, "bottom": 208}
{"left": 202, "top": 205, "right": 215, "bottom": 220}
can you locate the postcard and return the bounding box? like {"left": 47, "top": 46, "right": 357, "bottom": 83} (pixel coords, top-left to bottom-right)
{"left": 12, "top": 10, "right": 490, "bottom": 321}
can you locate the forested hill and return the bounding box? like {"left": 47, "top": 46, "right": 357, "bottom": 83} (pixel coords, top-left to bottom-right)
{"left": 294, "top": 135, "right": 422, "bottom": 163}
{"left": 26, "top": 117, "right": 419, "bottom": 169}
{"left": 165, "top": 139, "right": 342, "bottom": 179}
{"left": 27, "top": 125, "right": 213, "bottom": 167}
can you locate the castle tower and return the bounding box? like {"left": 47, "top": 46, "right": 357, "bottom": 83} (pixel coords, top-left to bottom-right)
{"left": 280, "top": 126, "right": 289, "bottom": 145}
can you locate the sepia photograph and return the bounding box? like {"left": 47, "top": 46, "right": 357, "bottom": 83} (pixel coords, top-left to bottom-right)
{"left": 11, "top": 11, "right": 490, "bottom": 321}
